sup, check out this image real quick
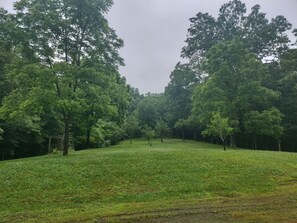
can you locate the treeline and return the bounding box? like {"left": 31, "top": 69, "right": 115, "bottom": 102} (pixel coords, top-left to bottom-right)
{"left": 0, "top": 0, "right": 132, "bottom": 160}
{"left": 127, "top": 0, "right": 297, "bottom": 152}
{"left": 1, "top": 0, "right": 297, "bottom": 161}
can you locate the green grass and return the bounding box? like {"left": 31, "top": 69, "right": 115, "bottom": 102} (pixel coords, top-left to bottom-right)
{"left": 0, "top": 139, "right": 297, "bottom": 222}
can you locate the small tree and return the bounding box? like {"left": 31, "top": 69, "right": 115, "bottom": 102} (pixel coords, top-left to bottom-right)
{"left": 202, "top": 112, "right": 233, "bottom": 151}
{"left": 155, "top": 119, "right": 170, "bottom": 143}
{"left": 122, "top": 116, "right": 139, "bottom": 144}
{"left": 141, "top": 125, "right": 155, "bottom": 146}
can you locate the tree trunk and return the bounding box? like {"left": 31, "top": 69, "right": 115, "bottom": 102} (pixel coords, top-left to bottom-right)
{"left": 161, "top": 137, "right": 163, "bottom": 143}
{"left": 278, "top": 139, "right": 282, "bottom": 152}
{"left": 254, "top": 137, "right": 257, "bottom": 150}
{"left": 86, "top": 128, "right": 91, "bottom": 148}
{"left": 193, "top": 131, "right": 197, "bottom": 141}
{"left": 48, "top": 136, "right": 52, "bottom": 154}
{"left": 19, "top": 148, "right": 22, "bottom": 158}
{"left": 230, "top": 134, "right": 236, "bottom": 148}
{"left": 1, "top": 151, "right": 5, "bottom": 161}
{"left": 223, "top": 140, "right": 226, "bottom": 151}
{"left": 63, "top": 117, "right": 70, "bottom": 156}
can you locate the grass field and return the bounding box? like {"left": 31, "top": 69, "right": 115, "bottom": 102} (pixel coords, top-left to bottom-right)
{"left": 0, "top": 139, "right": 297, "bottom": 222}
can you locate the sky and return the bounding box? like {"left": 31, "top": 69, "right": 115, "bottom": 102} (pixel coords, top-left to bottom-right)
{"left": 1, "top": 0, "right": 297, "bottom": 94}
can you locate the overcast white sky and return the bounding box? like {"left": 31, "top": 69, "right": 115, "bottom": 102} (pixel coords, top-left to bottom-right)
{"left": 1, "top": 0, "right": 297, "bottom": 94}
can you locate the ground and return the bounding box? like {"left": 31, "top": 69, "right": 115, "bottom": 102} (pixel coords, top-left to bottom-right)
{"left": 0, "top": 139, "right": 297, "bottom": 222}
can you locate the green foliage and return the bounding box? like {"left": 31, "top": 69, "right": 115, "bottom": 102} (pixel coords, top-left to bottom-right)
{"left": 0, "top": 0, "right": 297, "bottom": 158}
{"left": 174, "top": 119, "right": 188, "bottom": 130}
{"left": 0, "top": 127, "right": 3, "bottom": 140}
{"left": 127, "top": 86, "right": 143, "bottom": 114}
{"left": 182, "top": 0, "right": 293, "bottom": 59}
{"left": 165, "top": 63, "right": 199, "bottom": 127}
{"left": 168, "top": 0, "right": 296, "bottom": 150}
{"left": 14, "top": 0, "right": 122, "bottom": 66}
{"left": 192, "top": 39, "right": 280, "bottom": 148}
{"left": 122, "top": 115, "right": 139, "bottom": 144}
{"left": 244, "top": 108, "right": 284, "bottom": 140}
{"left": 202, "top": 112, "right": 233, "bottom": 150}
{"left": 136, "top": 93, "right": 166, "bottom": 128}
{"left": 0, "top": 64, "right": 55, "bottom": 149}
{"left": 141, "top": 125, "right": 155, "bottom": 145}
{"left": 90, "top": 119, "right": 122, "bottom": 147}
{"left": 174, "top": 119, "right": 190, "bottom": 141}
{"left": 192, "top": 78, "right": 228, "bottom": 126}
{"left": 278, "top": 49, "right": 297, "bottom": 137}
{"left": 0, "top": 0, "right": 129, "bottom": 157}
{"left": 155, "top": 119, "right": 170, "bottom": 143}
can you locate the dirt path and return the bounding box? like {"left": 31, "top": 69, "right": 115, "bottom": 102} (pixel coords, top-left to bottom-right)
{"left": 96, "top": 185, "right": 297, "bottom": 223}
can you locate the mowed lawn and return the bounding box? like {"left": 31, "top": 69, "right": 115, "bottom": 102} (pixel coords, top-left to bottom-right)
{"left": 0, "top": 139, "right": 297, "bottom": 223}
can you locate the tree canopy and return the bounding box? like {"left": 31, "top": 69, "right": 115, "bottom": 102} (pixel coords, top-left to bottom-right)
{"left": 0, "top": 0, "right": 129, "bottom": 159}
{"left": 182, "top": 0, "right": 292, "bottom": 60}
{"left": 1, "top": 0, "right": 297, "bottom": 160}
{"left": 163, "top": 0, "right": 296, "bottom": 151}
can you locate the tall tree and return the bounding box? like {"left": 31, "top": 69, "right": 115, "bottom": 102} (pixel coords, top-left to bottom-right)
{"left": 174, "top": 119, "right": 188, "bottom": 141}
{"left": 127, "top": 87, "right": 143, "bottom": 115}
{"left": 182, "top": 0, "right": 293, "bottom": 60}
{"left": 0, "top": 62, "right": 58, "bottom": 159}
{"left": 0, "top": 8, "right": 15, "bottom": 102}
{"left": 14, "top": 0, "right": 124, "bottom": 155}
{"left": 192, "top": 39, "right": 280, "bottom": 147}
{"left": 244, "top": 108, "right": 284, "bottom": 150}
{"left": 277, "top": 49, "right": 297, "bottom": 151}
{"left": 165, "top": 63, "right": 199, "bottom": 128}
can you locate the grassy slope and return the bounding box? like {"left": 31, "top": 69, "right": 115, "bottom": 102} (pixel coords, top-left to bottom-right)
{"left": 0, "top": 139, "right": 297, "bottom": 222}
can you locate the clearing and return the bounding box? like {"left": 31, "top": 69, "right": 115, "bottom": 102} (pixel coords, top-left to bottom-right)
{"left": 0, "top": 139, "right": 296, "bottom": 222}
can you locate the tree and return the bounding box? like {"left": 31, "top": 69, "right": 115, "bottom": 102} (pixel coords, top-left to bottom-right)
{"left": 127, "top": 87, "right": 143, "bottom": 115}
{"left": 14, "top": 0, "right": 124, "bottom": 156}
{"left": 71, "top": 68, "right": 129, "bottom": 149}
{"left": 141, "top": 126, "right": 155, "bottom": 146}
{"left": 0, "top": 63, "right": 58, "bottom": 158}
{"left": 186, "top": 115, "right": 202, "bottom": 141}
{"left": 0, "top": 7, "right": 16, "bottom": 104}
{"left": 192, "top": 39, "right": 279, "bottom": 147}
{"left": 174, "top": 119, "right": 188, "bottom": 141}
{"left": 165, "top": 63, "right": 199, "bottom": 128}
{"left": 0, "top": 127, "right": 5, "bottom": 160}
{"left": 136, "top": 93, "right": 166, "bottom": 128}
{"left": 122, "top": 116, "right": 139, "bottom": 144}
{"left": 244, "top": 108, "right": 284, "bottom": 150}
{"left": 155, "top": 119, "right": 170, "bottom": 143}
{"left": 90, "top": 119, "right": 122, "bottom": 147}
{"left": 276, "top": 49, "right": 297, "bottom": 151}
{"left": 182, "top": 0, "right": 293, "bottom": 60}
{"left": 202, "top": 112, "right": 233, "bottom": 151}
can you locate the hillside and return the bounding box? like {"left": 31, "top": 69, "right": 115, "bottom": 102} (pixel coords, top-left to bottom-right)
{"left": 0, "top": 139, "right": 297, "bottom": 222}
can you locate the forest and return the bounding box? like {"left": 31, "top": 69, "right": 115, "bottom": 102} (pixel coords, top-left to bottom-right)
{"left": 0, "top": 0, "right": 297, "bottom": 161}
